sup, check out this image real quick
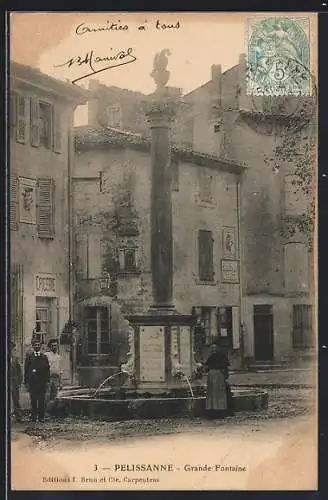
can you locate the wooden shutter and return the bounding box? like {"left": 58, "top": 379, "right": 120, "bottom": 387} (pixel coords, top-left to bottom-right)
{"left": 9, "top": 92, "right": 17, "bottom": 134}
{"left": 199, "top": 169, "right": 214, "bottom": 203}
{"left": 30, "top": 97, "right": 40, "bottom": 147}
{"left": 53, "top": 105, "right": 62, "bottom": 153}
{"left": 10, "top": 175, "right": 18, "bottom": 231}
{"left": 198, "top": 230, "right": 214, "bottom": 281}
{"left": 16, "top": 95, "right": 28, "bottom": 144}
{"left": 37, "top": 178, "right": 55, "bottom": 238}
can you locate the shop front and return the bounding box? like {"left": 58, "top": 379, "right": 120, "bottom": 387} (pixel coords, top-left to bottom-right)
{"left": 31, "top": 272, "right": 71, "bottom": 382}
{"left": 192, "top": 305, "right": 241, "bottom": 367}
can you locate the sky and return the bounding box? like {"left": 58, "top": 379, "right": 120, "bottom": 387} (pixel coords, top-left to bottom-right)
{"left": 11, "top": 13, "right": 249, "bottom": 124}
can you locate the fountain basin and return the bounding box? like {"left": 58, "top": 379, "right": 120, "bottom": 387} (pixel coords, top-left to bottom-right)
{"left": 51, "top": 387, "right": 269, "bottom": 420}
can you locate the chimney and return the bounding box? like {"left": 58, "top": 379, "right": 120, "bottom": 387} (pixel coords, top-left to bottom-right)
{"left": 237, "top": 53, "right": 247, "bottom": 110}
{"left": 211, "top": 64, "right": 222, "bottom": 121}
{"left": 88, "top": 80, "right": 100, "bottom": 126}
{"left": 211, "top": 64, "right": 222, "bottom": 104}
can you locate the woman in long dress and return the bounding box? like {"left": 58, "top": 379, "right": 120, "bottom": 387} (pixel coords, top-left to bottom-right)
{"left": 203, "top": 342, "right": 233, "bottom": 419}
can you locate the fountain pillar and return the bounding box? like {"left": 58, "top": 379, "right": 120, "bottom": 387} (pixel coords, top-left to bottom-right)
{"left": 123, "top": 50, "right": 197, "bottom": 393}
{"left": 147, "top": 100, "right": 175, "bottom": 311}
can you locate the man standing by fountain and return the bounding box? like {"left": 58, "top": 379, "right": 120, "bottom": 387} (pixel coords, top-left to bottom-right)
{"left": 24, "top": 338, "right": 50, "bottom": 422}
{"left": 45, "top": 339, "right": 63, "bottom": 404}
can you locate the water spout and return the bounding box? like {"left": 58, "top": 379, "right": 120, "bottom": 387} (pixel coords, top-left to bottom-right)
{"left": 183, "top": 374, "right": 194, "bottom": 398}
{"left": 93, "top": 372, "right": 124, "bottom": 398}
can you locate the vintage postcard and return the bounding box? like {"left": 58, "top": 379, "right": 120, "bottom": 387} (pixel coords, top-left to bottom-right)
{"left": 8, "top": 12, "right": 318, "bottom": 491}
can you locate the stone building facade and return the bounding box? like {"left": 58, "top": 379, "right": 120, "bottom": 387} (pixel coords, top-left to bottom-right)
{"left": 75, "top": 53, "right": 315, "bottom": 367}
{"left": 177, "top": 55, "right": 315, "bottom": 364}
{"left": 73, "top": 126, "right": 245, "bottom": 368}
{"left": 10, "top": 62, "right": 88, "bottom": 369}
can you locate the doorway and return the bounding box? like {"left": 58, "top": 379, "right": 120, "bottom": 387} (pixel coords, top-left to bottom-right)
{"left": 253, "top": 305, "right": 274, "bottom": 361}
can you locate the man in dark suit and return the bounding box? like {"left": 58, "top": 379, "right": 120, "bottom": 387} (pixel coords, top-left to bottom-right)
{"left": 24, "top": 338, "right": 50, "bottom": 422}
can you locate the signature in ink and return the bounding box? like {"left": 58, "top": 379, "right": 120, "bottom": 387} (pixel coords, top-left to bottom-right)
{"left": 54, "top": 47, "right": 136, "bottom": 85}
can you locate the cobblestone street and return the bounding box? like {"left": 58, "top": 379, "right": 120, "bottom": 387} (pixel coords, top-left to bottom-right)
{"left": 11, "top": 384, "right": 316, "bottom": 490}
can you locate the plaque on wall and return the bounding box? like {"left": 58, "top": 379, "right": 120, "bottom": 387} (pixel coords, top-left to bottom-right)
{"left": 35, "top": 273, "right": 57, "bottom": 297}
{"left": 139, "top": 326, "right": 165, "bottom": 382}
{"left": 221, "top": 260, "right": 239, "bottom": 283}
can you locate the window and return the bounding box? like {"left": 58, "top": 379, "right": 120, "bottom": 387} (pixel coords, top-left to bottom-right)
{"left": 19, "top": 177, "right": 37, "bottom": 224}
{"left": 292, "top": 304, "right": 313, "bottom": 347}
{"left": 37, "top": 178, "right": 55, "bottom": 238}
{"left": 192, "top": 306, "right": 217, "bottom": 345}
{"left": 106, "top": 105, "right": 122, "bottom": 128}
{"left": 38, "top": 102, "right": 52, "bottom": 149}
{"left": 118, "top": 241, "right": 138, "bottom": 272}
{"left": 284, "top": 175, "right": 308, "bottom": 216}
{"left": 284, "top": 243, "right": 309, "bottom": 292}
{"left": 199, "top": 168, "right": 215, "bottom": 203}
{"left": 198, "top": 230, "right": 214, "bottom": 281}
{"left": 171, "top": 158, "right": 179, "bottom": 192}
{"left": 217, "top": 306, "right": 233, "bottom": 349}
{"left": 11, "top": 92, "right": 61, "bottom": 152}
{"left": 85, "top": 307, "right": 110, "bottom": 355}
{"left": 35, "top": 307, "right": 50, "bottom": 344}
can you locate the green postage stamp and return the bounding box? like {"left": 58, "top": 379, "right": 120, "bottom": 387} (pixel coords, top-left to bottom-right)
{"left": 246, "top": 17, "right": 311, "bottom": 96}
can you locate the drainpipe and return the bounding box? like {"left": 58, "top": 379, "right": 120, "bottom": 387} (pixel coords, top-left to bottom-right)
{"left": 68, "top": 104, "right": 78, "bottom": 384}
{"left": 236, "top": 179, "right": 246, "bottom": 369}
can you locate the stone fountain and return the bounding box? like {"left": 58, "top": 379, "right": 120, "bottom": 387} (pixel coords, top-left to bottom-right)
{"left": 54, "top": 51, "right": 268, "bottom": 420}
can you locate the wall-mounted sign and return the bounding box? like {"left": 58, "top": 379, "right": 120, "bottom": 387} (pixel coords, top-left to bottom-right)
{"left": 221, "top": 260, "right": 239, "bottom": 283}
{"left": 35, "top": 273, "right": 56, "bottom": 297}
{"left": 222, "top": 227, "right": 237, "bottom": 259}
{"left": 19, "top": 177, "right": 36, "bottom": 224}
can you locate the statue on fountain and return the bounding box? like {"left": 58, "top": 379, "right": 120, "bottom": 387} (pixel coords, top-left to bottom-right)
{"left": 150, "top": 49, "right": 171, "bottom": 93}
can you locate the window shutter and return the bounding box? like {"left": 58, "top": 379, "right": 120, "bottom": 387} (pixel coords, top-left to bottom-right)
{"left": 16, "top": 95, "right": 28, "bottom": 144}
{"left": 199, "top": 168, "right": 214, "bottom": 202}
{"left": 198, "top": 230, "right": 214, "bottom": 280}
{"left": 10, "top": 175, "right": 18, "bottom": 231}
{"left": 9, "top": 92, "right": 17, "bottom": 134}
{"left": 37, "top": 178, "right": 55, "bottom": 238}
{"left": 53, "top": 105, "right": 62, "bottom": 153}
{"left": 30, "top": 98, "right": 40, "bottom": 147}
